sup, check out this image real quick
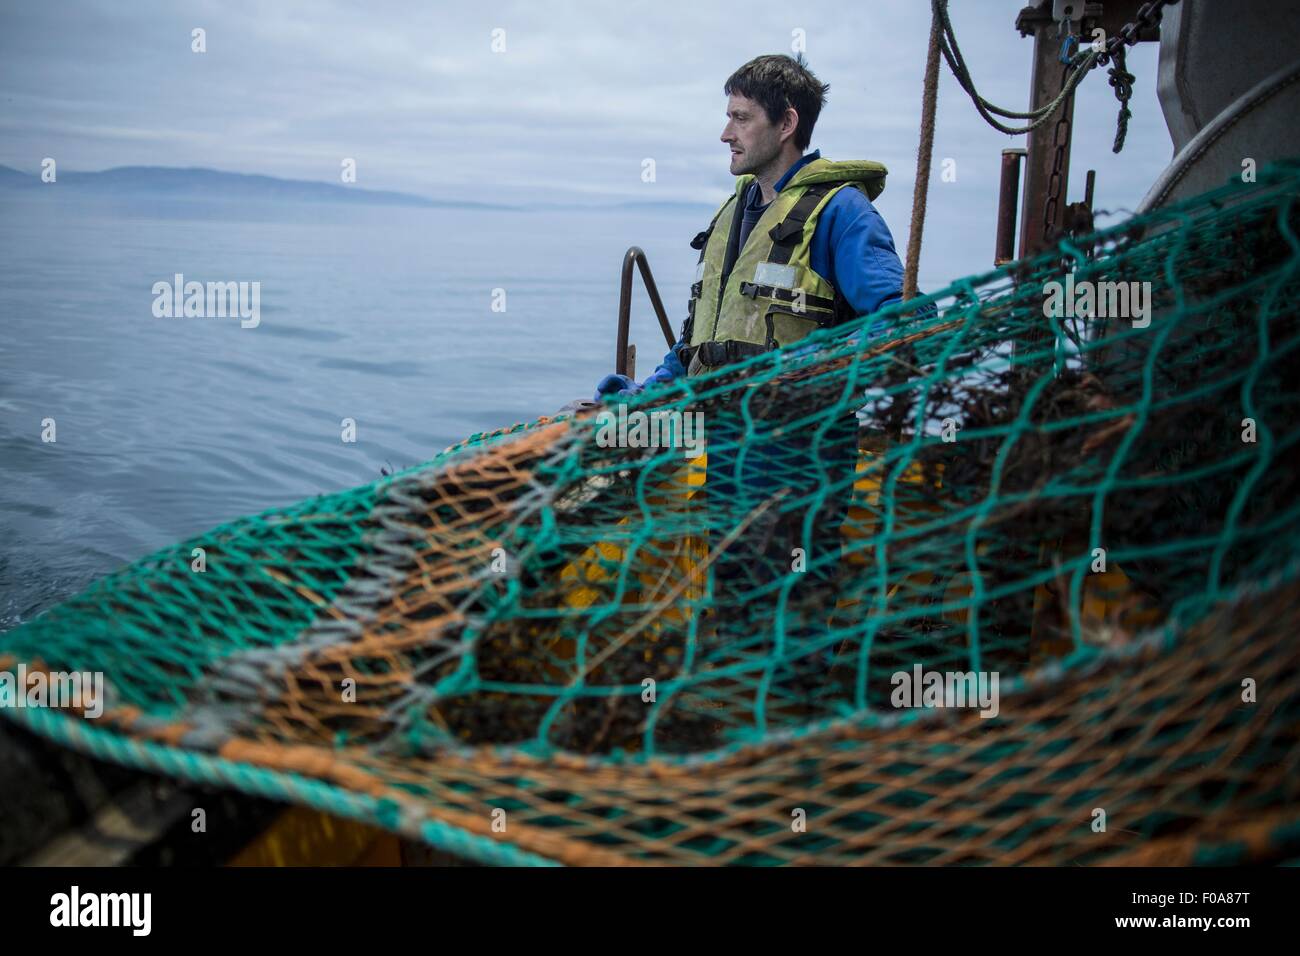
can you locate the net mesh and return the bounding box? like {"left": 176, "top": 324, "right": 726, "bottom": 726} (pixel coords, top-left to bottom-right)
{"left": 3, "top": 160, "right": 1300, "bottom": 865}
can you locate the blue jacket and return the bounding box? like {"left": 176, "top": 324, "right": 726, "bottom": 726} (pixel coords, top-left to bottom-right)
{"left": 739, "top": 149, "right": 904, "bottom": 317}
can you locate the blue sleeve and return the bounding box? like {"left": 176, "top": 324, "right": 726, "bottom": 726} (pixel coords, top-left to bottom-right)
{"left": 809, "top": 187, "right": 905, "bottom": 319}
{"left": 641, "top": 344, "right": 687, "bottom": 386}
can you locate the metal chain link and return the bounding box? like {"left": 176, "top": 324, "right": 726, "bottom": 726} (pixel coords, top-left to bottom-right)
{"left": 1043, "top": 97, "right": 1073, "bottom": 236}
{"left": 1095, "top": 0, "right": 1178, "bottom": 66}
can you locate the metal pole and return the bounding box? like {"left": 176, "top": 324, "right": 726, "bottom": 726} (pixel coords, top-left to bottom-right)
{"left": 1016, "top": 1, "right": 1076, "bottom": 260}
{"left": 995, "top": 148, "right": 1027, "bottom": 266}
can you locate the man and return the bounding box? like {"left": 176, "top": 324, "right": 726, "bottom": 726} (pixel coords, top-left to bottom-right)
{"left": 593, "top": 53, "right": 907, "bottom": 661}
{"left": 595, "top": 52, "right": 904, "bottom": 392}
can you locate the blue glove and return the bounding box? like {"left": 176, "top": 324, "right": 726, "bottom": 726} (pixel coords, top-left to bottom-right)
{"left": 593, "top": 373, "right": 642, "bottom": 401}
{"left": 592, "top": 347, "right": 687, "bottom": 401}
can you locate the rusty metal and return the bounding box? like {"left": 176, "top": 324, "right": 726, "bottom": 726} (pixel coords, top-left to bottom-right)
{"left": 616, "top": 247, "right": 675, "bottom": 377}
{"left": 1042, "top": 106, "right": 1074, "bottom": 243}
{"left": 1016, "top": 2, "right": 1076, "bottom": 259}
{"left": 995, "top": 148, "right": 1027, "bottom": 265}
{"left": 1063, "top": 167, "right": 1098, "bottom": 238}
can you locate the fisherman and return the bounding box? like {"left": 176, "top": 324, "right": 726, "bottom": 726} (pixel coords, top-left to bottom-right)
{"left": 593, "top": 53, "right": 908, "bottom": 657}
{"left": 595, "top": 53, "right": 904, "bottom": 391}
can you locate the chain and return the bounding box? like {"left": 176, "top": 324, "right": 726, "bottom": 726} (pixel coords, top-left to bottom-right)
{"left": 1096, "top": 1, "right": 1172, "bottom": 153}
{"left": 1043, "top": 93, "right": 1073, "bottom": 237}
{"left": 1095, "top": 0, "right": 1178, "bottom": 67}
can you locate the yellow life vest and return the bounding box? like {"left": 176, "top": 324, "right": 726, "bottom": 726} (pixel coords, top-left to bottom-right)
{"left": 682, "top": 157, "right": 887, "bottom": 373}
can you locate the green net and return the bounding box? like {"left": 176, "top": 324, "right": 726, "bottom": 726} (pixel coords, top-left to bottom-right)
{"left": 3, "top": 160, "right": 1299, "bottom": 865}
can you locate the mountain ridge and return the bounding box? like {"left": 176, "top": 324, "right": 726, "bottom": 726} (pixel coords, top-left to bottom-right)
{"left": 0, "top": 164, "right": 716, "bottom": 212}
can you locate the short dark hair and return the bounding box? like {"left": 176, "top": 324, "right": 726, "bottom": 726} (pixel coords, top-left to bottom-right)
{"left": 724, "top": 53, "right": 829, "bottom": 152}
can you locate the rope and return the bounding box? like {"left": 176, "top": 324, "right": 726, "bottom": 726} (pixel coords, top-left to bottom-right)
{"left": 904, "top": 7, "right": 943, "bottom": 302}
{"left": 1109, "top": 46, "right": 1136, "bottom": 153}
{"left": 933, "top": 0, "right": 1099, "bottom": 136}
{"left": 935, "top": 0, "right": 1170, "bottom": 150}
{"left": 7, "top": 704, "right": 561, "bottom": 867}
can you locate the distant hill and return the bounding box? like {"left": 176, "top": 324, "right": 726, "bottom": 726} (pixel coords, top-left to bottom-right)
{"left": 0, "top": 164, "right": 512, "bottom": 210}
{"left": 0, "top": 165, "right": 32, "bottom": 187}
{"left": 524, "top": 199, "right": 717, "bottom": 212}
{"left": 0, "top": 164, "right": 719, "bottom": 212}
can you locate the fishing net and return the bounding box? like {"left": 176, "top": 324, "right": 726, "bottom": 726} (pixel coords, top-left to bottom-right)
{"left": 3, "top": 160, "right": 1299, "bottom": 866}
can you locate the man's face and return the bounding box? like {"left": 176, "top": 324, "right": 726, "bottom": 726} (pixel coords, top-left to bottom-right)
{"left": 721, "top": 93, "right": 787, "bottom": 176}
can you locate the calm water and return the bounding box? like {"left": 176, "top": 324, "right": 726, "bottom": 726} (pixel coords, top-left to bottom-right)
{"left": 0, "top": 195, "right": 703, "bottom": 628}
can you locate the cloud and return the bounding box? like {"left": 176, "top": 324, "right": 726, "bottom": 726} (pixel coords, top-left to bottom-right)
{"left": 0, "top": 0, "right": 1174, "bottom": 281}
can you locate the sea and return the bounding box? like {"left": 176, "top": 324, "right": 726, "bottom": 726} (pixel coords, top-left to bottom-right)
{"left": 0, "top": 194, "right": 704, "bottom": 628}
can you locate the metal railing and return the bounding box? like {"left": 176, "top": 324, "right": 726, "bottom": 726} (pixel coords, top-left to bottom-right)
{"left": 615, "top": 247, "right": 677, "bottom": 377}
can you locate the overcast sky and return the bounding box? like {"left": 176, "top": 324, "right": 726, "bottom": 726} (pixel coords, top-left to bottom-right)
{"left": 1, "top": 0, "right": 1175, "bottom": 268}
